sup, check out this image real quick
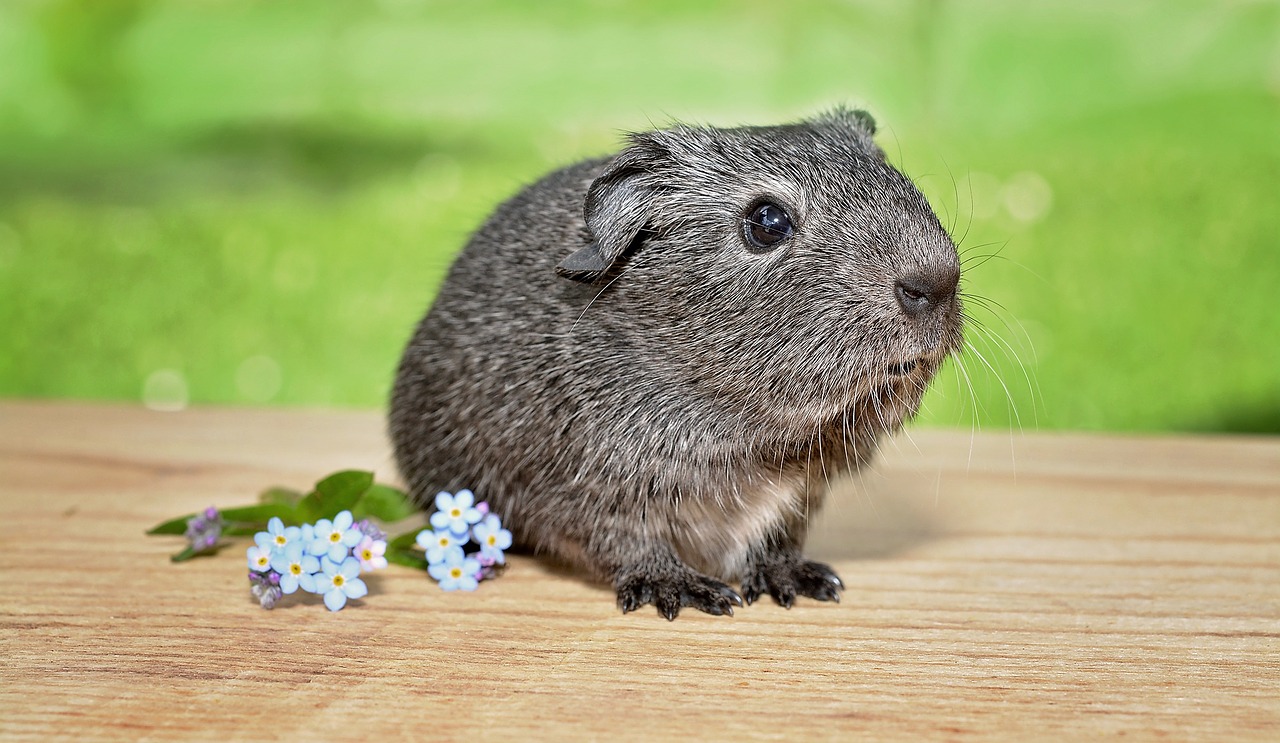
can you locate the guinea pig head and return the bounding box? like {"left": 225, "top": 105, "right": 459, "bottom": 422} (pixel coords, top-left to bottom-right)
{"left": 557, "top": 109, "right": 964, "bottom": 442}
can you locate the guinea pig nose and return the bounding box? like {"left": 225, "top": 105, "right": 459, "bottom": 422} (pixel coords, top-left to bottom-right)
{"left": 894, "top": 271, "right": 958, "bottom": 319}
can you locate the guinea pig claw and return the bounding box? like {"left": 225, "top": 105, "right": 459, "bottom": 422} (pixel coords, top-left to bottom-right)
{"left": 615, "top": 571, "right": 741, "bottom": 619}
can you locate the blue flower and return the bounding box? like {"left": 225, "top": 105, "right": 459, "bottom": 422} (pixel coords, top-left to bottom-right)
{"left": 262, "top": 517, "right": 301, "bottom": 555}
{"left": 269, "top": 541, "right": 320, "bottom": 595}
{"left": 246, "top": 543, "right": 273, "bottom": 573}
{"left": 428, "top": 551, "right": 481, "bottom": 592}
{"left": 314, "top": 556, "right": 368, "bottom": 611}
{"left": 472, "top": 514, "right": 513, "bottom": 565}
{"left": 308, "top": 510, "right": 363, "bottom": 562}
{"left": 429, "top": 490, "right": 482, "bottom": 536}
{"left": 415, "top": 528, "right": 467, "bottom": 565}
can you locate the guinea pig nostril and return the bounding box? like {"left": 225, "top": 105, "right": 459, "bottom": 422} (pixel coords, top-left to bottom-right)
{"left": 895, "top": 275, "right": 950, "bottom": 318}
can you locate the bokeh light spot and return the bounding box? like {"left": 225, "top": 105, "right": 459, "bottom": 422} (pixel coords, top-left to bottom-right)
{"left": 1003, "top": 171, "right": 1054, "bottom": 223}
{"left": 143, "top": 369, "right": 189, "bottom": 412}
{"left": 235, "top": 355, "right": 283, "bottom": 403}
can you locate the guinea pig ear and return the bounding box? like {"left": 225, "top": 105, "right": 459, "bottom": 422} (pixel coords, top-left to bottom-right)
{"left": 817, "top": 107, "right": 885, "bottom": 159}
{"left": 820, "top": 106, "right": 877, "bottom": 136}
{"left": 556, "top": 139, "right": 663, "bottom": 283}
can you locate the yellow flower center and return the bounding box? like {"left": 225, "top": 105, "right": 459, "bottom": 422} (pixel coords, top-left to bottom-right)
{"left": 329, "top": 532, "right": 341, "bottom": 543}
{"left": 450, "top": 567, "right": 463, "bottom": 579}
{"left": 256, "top": 555, "right": 269, "bottom": 567}
{"left": 450, "top": 508, "right": 462, "bottom": 518}
{"left": 333, "top": 575, "right": 345, "bottom": 587}
{"left": 360, "top": 549, "right": 372, "bottom": 560}
{"left": 487, "top": 535, "right": 497, "bottom": 546}
{"left": 275, "top": 535, "right": 287, "bottom": 546}
{"left": 438, "top": 537, "right": 449, "bottom": 547}
{"left": 290, "top": 563, "right": 302, "bottom": 576}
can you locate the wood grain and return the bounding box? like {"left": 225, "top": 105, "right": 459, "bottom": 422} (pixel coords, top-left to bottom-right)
{"left": 1, "top": 400, "right": 1276, "bottom": 741}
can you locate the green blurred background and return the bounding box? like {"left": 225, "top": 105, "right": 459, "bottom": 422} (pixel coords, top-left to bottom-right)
{"left": 1, "top": 0, "right": 1277, "bottom": 433}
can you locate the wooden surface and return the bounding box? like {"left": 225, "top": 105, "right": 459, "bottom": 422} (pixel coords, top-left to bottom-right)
{"left": 1, "top": 400, "right": 1277, "bottom": 741}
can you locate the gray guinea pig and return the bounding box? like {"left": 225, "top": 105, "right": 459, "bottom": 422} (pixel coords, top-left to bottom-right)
{"left": 390, "top": 108, "right": 963, "bottom": 619}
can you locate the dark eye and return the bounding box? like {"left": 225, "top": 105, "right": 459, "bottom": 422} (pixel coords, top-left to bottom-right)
{"left": 743, "top": 202, "right": 794, "bottom": 251}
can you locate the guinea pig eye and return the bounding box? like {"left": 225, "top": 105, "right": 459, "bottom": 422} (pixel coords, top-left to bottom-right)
{"left": 742, "top": 202, "right": 794, "bottom": 251}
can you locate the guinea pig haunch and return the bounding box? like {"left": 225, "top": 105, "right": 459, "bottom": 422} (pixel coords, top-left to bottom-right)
{"left": 389, "top": 109, "right": 964, "bottom": 619}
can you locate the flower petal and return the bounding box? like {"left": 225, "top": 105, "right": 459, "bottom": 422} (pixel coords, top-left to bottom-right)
{"left": 434, "top": 491, "right": 453, "bottom": 511}
{"left": 268, "top": 517, "right": 284, "bottom": 535}
{"left": 323, "top": 588, "right": 347, "bottom": 611}
{"left": 339, "top": 557, "right": 361, "bottom": 579}
{"left": 343, "top": 577, "right": 368, "bottom": 600}
{"left": 279, "top": 573, "right": 299, "bottom": 594}
{"left": 334, "top": 511, "right": 353, "bottom": 531}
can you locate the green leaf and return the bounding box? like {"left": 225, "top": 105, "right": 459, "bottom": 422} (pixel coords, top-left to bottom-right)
{"left": 148, "top": 514, "right": 193, "bottom": 535}
{"left": 387, "top": 528, "right": 422, "bottom": 551}
{"left": 258, "top": 486, "right": 303, "bottom": 507}
{"left": 386, "top": 549, "right": 429, "bottom": 571}
{"left": 222, "top": 525, "right": 264, "bottom": 537}
{"left": 297, "top": 470, "right": 374, "bottom": 521}
{"left": 385, "top": 528, "right": 429, "bottom": 571}
{"left": 352, "top": 483, "right": 418, "bottom": 522}
{"left": 220, "top": 503, "right": 300, "bottom": 524}
{"left": 169, "top": 545, "right": 198, "bottom": 562}
{"left": 147, "top": 501, "right": 301, "bottom": 537}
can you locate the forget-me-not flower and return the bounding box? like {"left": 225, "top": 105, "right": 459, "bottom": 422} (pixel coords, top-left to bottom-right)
{"left": 314, "top": 556, "right": 368, "bottom": 611}
{"left": 429, "top": 490, "right": 483, "bottom": 536}
{"left": 354, "top": 518, "right": 387, "bottom": 542}
{"left": 184, "top": 507, "right": 223, "bottom": 554}
{"left": 308, "top": 510, "right": 363, "bottom": 562}
{"left": 428, "top": 551, "right": 481, "bottom": 592}
{"left": 262, "top": 517, "right": 301, "bottom": 555}
{"left": 269, "top": 541, "right": 320, "bottom": 594}
{"left": 249, "top": 570, "right": 283, "bottom": 609}
{"left": 246, "top": 543, "right": 273, "bottom": 573}
{"left": 416, "top": 528, "right": 467, "bottom": 565}
{"left": 472, "top": 514, "right": 513, "bottom": 565}
{"left": 355, "top": 536, "right": 387, "bottom": 572}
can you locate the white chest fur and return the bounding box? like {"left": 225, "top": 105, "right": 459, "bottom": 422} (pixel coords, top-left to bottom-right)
{"left": 666, "top": 470, "right": 812, "bottom": 580}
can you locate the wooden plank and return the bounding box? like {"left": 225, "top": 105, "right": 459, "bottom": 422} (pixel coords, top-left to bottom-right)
{"left": 0, "top": 401, "right": 1276, "bottom": 741}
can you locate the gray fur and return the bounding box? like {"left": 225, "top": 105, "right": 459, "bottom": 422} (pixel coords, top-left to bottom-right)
{"left": 389, "top": 109, "right": 963, "bottom": 619}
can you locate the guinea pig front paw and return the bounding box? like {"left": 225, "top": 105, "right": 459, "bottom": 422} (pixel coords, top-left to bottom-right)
{"left": 615, "top": 570, "right": 744, "bottom": 620}
{"left": 741, "top": 559, "right": 844, "bottom": 608}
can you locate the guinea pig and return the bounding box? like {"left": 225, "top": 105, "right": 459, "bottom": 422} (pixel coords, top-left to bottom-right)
{"left": 390, "top": 108, "right": 963, "bottom": 619}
